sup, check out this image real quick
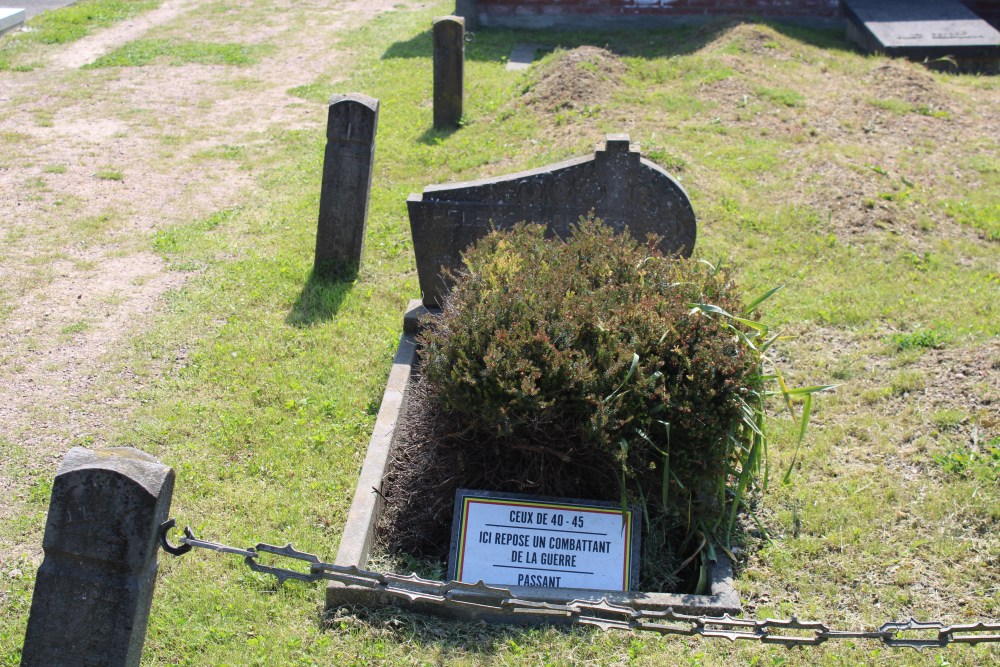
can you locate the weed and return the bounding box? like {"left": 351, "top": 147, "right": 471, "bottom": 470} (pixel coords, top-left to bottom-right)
{"left": 754, "top": 86, "right": 804, "bottom": 107}
{"left": 60, "top": 321, "right": 89, "bottom": 335}
{"left": 933, "top": 436, "right": 1000, "bottom": 483}
{"left": 890, "top": 369, "right": 925, "bottom": 395}
{"left": 95, "top": 170, "right": 124, "bottom": 181}
{"left": 932, "top": 409, "right": 965, "bottom": 430}
{"left": 889, "top": 328, "right": 949, "bottom": 351}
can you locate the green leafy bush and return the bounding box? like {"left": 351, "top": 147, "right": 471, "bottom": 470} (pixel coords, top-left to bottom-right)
{"left": 418, "top": 220, "right": 778, "bottom": 579}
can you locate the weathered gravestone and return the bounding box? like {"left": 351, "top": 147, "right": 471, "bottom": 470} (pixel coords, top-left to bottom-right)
{"left": 21, "top": 447, "right": 174, "bottom": 667}
{"left": 843, "top": 0, "right": 1000, "bottom": 66}
{"left": 407, "top": 134, "right": 697, "bottom": 307}
{"left": 314, "top": 93, "right": 380, "bottom": 279}
{"left": 433, "top": 16, "right": 465, "bottom": 130}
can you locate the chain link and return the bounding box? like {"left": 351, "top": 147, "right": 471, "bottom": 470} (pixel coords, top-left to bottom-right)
{"left": 159, "top": 521, "right": 1000, "bottom": 650}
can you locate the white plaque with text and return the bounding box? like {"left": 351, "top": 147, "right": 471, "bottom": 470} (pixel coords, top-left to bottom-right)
{"left": 447, "top": 489, "right": 640, "bottom": 591}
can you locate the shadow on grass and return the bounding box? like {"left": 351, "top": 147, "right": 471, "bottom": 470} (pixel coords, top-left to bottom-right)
{"left": 286, "top": 268, "right": 355, "bottom": 327}
{"left": 381, "top": 20, "right": 854, "bottom": 63}
{"left": 417, "top": 124, "right": 460, "bottom": 145}
{"left": 320, "top": 604, "right": 572, "bottom": 655}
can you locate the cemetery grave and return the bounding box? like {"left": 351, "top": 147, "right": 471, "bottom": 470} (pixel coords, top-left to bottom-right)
{"left": 843, "top": 0, "right": 1000, "bottom": 71}
{"left": 1, "top": 1, "right": 999, "bottom": 664}
{"left": 330, "top": 136, "right": 748, "bottom": 619}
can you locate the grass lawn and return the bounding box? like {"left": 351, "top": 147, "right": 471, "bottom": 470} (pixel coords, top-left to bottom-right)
{"left": 0, "top": 1, "right": 998, "bottom": 665}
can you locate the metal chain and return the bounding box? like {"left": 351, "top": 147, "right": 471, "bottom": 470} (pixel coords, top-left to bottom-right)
{"left": 159, "top": 520, "right": 1000, "bottom": 650}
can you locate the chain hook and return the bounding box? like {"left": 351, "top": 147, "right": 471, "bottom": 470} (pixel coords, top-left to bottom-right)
{"left": 159, "top": 518, "right": 193, "bottom": 556}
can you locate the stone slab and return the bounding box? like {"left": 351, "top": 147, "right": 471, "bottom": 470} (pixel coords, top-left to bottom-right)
{"left": 506, "top": 43, "right": 543, "bottom": 71}
{"left": 407, "top": 134, "right": 696, "bottom": 307}
{"left": 326, "top": 301, "right": 741, "bottom": 621}
{"left": 0, "top": 8, "right": 25, "bottom": 34}
{"left": 12, "top": 1, "right": 76, "bottom": 20}
{"left": 843, "top": 0, "right": 1000, "bottom": 59}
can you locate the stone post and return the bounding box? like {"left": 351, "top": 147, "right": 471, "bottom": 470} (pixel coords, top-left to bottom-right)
{"left": 433, "top": 16, "right": 465, "bottom": 130}
{"left": 454, "top": 0, "right": 478, "bottom": 30}
{"left": 314, "top": 93, "right": 380, "bottom": 280}
{"left": 21, "top": 447, "right": 175, "bottom": 667}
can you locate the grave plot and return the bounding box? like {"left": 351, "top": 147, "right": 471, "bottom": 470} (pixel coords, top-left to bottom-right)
{"left": 327, "top": 135, "right": 747, "bottom": 622}
{"left": 843, "top": 0, "right": 1000, "bottom": 70}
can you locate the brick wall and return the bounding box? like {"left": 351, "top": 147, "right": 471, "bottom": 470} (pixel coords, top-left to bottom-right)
{"left": 476, "top": 0, "right": 842, "bottom": 24}
{"left": 472, "top": 0, "right": 1000, "bottom": 26}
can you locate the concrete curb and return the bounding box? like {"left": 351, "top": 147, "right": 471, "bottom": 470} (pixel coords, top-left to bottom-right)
{"left": 0, "top": 8, "right": 26, "bottom": 35}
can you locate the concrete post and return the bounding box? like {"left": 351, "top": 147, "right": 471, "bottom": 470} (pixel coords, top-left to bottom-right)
{"left": 454, "top": 0, "right": 479, "bottom": 30}
{"left": 314, "top": 93, "right": 380, "bottom": 280}
{"left": 21, "top": 447, "right": 174, "bottom": 667}
{"left": 433, "top": 16, "right": 465, "bottom": 130}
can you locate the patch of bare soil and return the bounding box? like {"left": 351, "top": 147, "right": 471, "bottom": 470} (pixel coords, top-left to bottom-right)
{"left": 521, "top": 46, "right": 626, "bottom": 113}
{"left": 0, "top": 0, "right": 412, "bottom": 549}
{"left": 50, "top": 0, "right": 196, "bottom": 69}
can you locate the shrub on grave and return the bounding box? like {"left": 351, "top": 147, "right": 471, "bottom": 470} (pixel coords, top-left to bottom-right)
{"left": 418, "top": 219, "right": 765, "bottom": 575}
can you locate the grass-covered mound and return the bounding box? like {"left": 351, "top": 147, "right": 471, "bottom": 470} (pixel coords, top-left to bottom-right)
{"left": 381, "top": 220, "right": 768, "bottom": 589}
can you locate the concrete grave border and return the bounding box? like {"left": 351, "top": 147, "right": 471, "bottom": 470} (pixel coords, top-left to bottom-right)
{"left": 326, "top": 300, "right": 742, "bottom": 622}
{"left": 0, "top": 8, "right": 26, "bottom": 35}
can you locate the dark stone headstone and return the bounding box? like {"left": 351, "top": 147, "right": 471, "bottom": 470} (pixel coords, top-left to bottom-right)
{"left": 21, "top": 447, "right": 174, "bottom": 667}
{"left": 433, "top": 16, "right": 465, "bottom": 130}
{"left": 407, "top": 134, "right": 696, "bottom": 307}
{"left": 314, "top": 93, "right": 380, "bottom": 280}
{"left": 843, "top": 0, "right": 1000, "bottom": 62}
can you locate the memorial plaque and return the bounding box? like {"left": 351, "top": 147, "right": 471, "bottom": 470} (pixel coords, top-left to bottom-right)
{"left": 408, "top": 134, "right": 697, "bottom": 307}
{"left": 843, "top": 0, "right": 1000, "bottom": 60}
{"left": 448, "top": 489, "right": 641, "bottom": 591}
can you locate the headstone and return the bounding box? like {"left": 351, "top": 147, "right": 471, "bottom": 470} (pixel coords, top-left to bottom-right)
{"left": 0, "top": 8, "right": 26, "bottom": 35}
{"left": 21, "top": 447, "right": 174, "bottom": 667}
{"left": 433, "top": 16, "right": 465, "bottom": 130}
{"left": 843, "top": 0, "right": 1000, "bottom": 63}
{"left": 314, "top": 93, "right": 380, "bottom": 280}
{"left": 407, "top": 134, "right": 697, "bottom": 307}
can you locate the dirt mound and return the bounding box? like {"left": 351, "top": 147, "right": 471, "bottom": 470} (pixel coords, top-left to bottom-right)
{"left": 520, "top": 46, "right": 626, "bottom": 112}
{"left": 865, "top": 62, "right": 950, "bottom": 111}
{"left": 705, "top": 22, "right": 793, "bottom": 60}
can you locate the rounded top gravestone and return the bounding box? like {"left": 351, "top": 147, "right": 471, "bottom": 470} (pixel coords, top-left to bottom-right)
{"left": 406, "top": 134, "right": 697, "bottom": 307}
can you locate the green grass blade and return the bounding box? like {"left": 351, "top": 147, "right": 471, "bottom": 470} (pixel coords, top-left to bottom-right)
{"left": 744, "top": 285, "right": 784, "bottom": 314}
{"left": 783, "top": 393, "right": 813, "bottom": 484}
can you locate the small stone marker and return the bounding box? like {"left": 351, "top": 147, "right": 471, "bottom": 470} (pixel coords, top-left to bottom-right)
{"left": 407, "top": 133, "right": 696, "bottom": 307}
{"left": 448, "top": 490, "right": 641, "bottom": 591}
{"left": 314, "top": 93, "right": 380, "bottom": 280}
{"left": 433, "top": 16, "right": 465, "bottom": 130}
{"left": 0, "top": 8, "right": 26, "bottom": 35}
{"left": 843, "top": 0, "right": 1000, "bottom": 63}
{"left": 21, "top": 447, "right": 175, "bottom": 667}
